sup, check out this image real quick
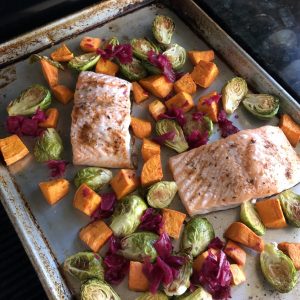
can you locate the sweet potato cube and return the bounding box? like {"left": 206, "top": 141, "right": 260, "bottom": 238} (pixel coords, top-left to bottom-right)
{"left": 130, "top": 117, "right": 152, "bottom": 139}
{"left": 39, "top": 108, "right": 59, "bottom": 128}
{"left": 160, "top": 208, "right": 186, "bottom": 239}
{"left": 80, "top": 36, "right": 101, "bottom": 53}
{"left": 255, "top": 198, "right": 287, "bottom": 228}
{"left": 141, "top": 154, "right": 163, "bottom": 187}
{"left": 110, "top": 169, "right": 139, "bottom": 200}
{"left": 230, "top": 264, "right": 246, "bottom": 286}
{"left": 95, "top": 57, "right": 119, "bottom": 76}
{"left": 50, "top": 43, "right": 74, "bottom": 62}
{"left": 279, "top": 114, "right": 300, "bottom": 147}
{"left": 188, "top": 50, "right": 215, "bottom": 65}
{"left": 191, "top": 60, "right": 219, "bottom": 88}
{"left": 174, "top": 73, "right": 197, "bottom": 94}
{"left": 39, "top": 178, "right": 70, "bottom": 205}
{"left": 128, "top": 261, "right": 149, "bottom": 292}
{"left": 132, "top": 81, "right": 149, "bottom": 104}
{"left": 40, "top": 59, "right": 58, "bottom": 87}
{"left": 51, "top": 85, "right": 74, "bottom": 104}
{"left": 139, "top": 75, "right": 173, "bottom": 98}
{"left": 79, "top": 220, "right": 112, "bottom": 252}
{"left": 197, "top": 91, "right": 219, "bottom": 122}
{"left": 73, "top": 184, "right": 102, "bottom": 216}
{"left": 165, "top": 92, "right": 194, "bottom": 113}
{"left": 0, "top": 135, "right": 29, "bottom": 166}
{"left": 141, "top": 138, "right": 161, "bottom": 162}
{"left": 224, "top": 240, "right": 246, "bottom": 266}
{"left": 148, "top": 99, "right": 166, "bottom": 120}
{"left": 193, "top": 249, "right": 218, "bottom": 272}
{"left": 278, "top": 242, "right": 300, "bottom": 270}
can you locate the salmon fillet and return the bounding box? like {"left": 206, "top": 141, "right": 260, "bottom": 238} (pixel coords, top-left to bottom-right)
{"left": 71, "top": 71, "right": 132, "bottom": 168}
{"left": 169, "top": 126, "right": 300, "bottom": 216}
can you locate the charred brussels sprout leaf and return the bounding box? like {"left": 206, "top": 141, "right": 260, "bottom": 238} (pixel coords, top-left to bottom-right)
{"left": 279, "top": 189, "right": 300, "bottom": 227}
{"left": 33, "top": 128, "right": 63, "bottom": 162}
{"left": 181, "top": 216, "right": 215, "bottom": 257}
{"left": 119, "top": 231, "right": 158, "bottom": 262}
{"left": 260, "top": 243, "right": 297, "bottom": 293}
{"left": 102, "top": 36, "right": 120, "bottom": 48}
{"left": 30, "top": 54, "right": 64, "bottom": 70}
{"left": 68, "top": 53, "right": 100, "bottom": 71}
{"left": 81, "top": 279, "right": 120, "bottom": 300}
{"left": 7, "top": 84, "right": 51, "bottom": 116}
{"left": 152, "top": 15, "right": 175, "bottom": 45}
{"left": 118, "top": 57, "right": 147, "bottom": 81}
{"left": 135, "top": 292, "right": 169, "bottom": 300}
{"left": 183, "top": 114, "right": 213, "bottom": 137}
{"left": 176, "top": 287, "right": 212, "bottom": 300}
{"left": 74, "top": 167, "right": 112, "bottom": 191}
{"left": 131, "top": 38, "right": 159, "bottom": 61}
{"left": 163, "top": 44, "right": 186, "bottom": 70}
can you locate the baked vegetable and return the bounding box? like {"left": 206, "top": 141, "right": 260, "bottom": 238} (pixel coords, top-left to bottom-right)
{"left": 279, "top": 189, "right": 300, "bottom": 227}
{"left": 278, "top": 242, "right": 300, "bottom": 270}
{"left": 161, "top": 208, "right": 186, "bottom": 239}
{"left": 7, "top": 84, "right": 51, "bottom": 116}
{"left": 68, "top": 53, "right": 100, "bottom": 71}
{"left": 81, "top": 279, "right": 120, "bottom": 300}
{"left": 128, "top": 261, "right": 149, "bottom": 292}
{"left": 224, "top": 240, "right": 246, "bottom": 266}
{"left": 230, "top": 264, "right": 246, "bottom": 286}
{"left": 174, "top": 73, "right": 197, "bottom": 95}
{"left": 191, "top": 60, "right": 219, "bottom": 88}
{"left": 119, "top": 57, "right": 147, "bottom": 81}
{"left": 95, "top": 57, "right": 119, "bottom": 76}
{"left": 80, "top": 36, "right": 101, "bottom": 53}
{"left": 141, "top": 154, "right": 163, "bottom": 187}
{"left": 148, "top": 99, "right": 167, "bottom": 120}
{"left": 130, "top": 117, "right": 152, "bottom": 139}
{"left": 163, "top": 43, "right": 186, "bottom": 70}
{"left": 197, "top": 91, "right": 219, "bottom": 123}
{"left": 51, "top": 85, "right": 74, "bottom": 104}
{"left": 192, "top": 249, "right": 218, "bottom": 273}
{"left": 132, "top": 81, "right": 149, "bottom": 104}
{"left": 131, "top": 38, "right": 159, "bottom": 60}
{"left": 30, "top": 54, "right": 64, "bottom": 70}
{"left": 147, "top": 181, "right": 177, "bottom": 208}
{"left": 183, "top": 114, "right": 213, "bottom": 137}
{"left": 279, "top": 114, "right": 300, "bottom": 147}
{"left": 135, "top": 292, "right": 168, "bottom": 300}
{"left": 177, "top": 286, "right": 212, "bottom": 300}
{"left": 165, "top": 92, "right": 194, "bottom": 113}
{"left": 152, "top": 15, "right": 175, "bottom": 45}
{"left": 139, "top": 75, "right": 173, "bottom": 98}
{"left": 39, "top": 108, "right": 59, "bottom": 128}
{"left": 188, "top": 50, "right": 215, "bottom": 65}
{"left": 141, "top": 138, "right": 161, "bottom": 162}
{"left": 50, "top": 43, "right": 74, "bottom": 62}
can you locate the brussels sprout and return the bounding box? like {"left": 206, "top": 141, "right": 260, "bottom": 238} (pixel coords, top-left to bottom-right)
{"left": 176, "top": 287, "right": 212, "bottom": 300}
{"left": 240, "top": 201, "right": 266, "bottom": 235}
{"left": 142, "top": 61, "right": 162, "bottom": 75}
{"left": 242, "top": 94, "right": 280, "bottom": 119}
{"left": 183, "top": 115, "right": 213, "bottom": 137}
{"left": 147, "top": 181, "right": 178, "bottom": 208}
{"left": 33, "top": 128, "right": 63, "bottom": 162}
{"left": 131, "top": 38, "right": 160, "bottom": 61}
{"left": 163, "top": 44, "right": 186, "bottom": 70}
{"left": 7, "top": 84, "right": 51, "bottom": 116}
{"left": 222, "top": 77, "right": 248, "bottom": 114}
{"left": 181, "top": 217, "right": 215, "bottom": 257}
{"left": 68, "top": 53, "right": 100, "bottom": 71}
{"left": 63, "top": 252, "right": 104, "bottom": 282}
{"left": 279, "top": 189, "right": 300, "bottom": 227}
{"left": 152, "top": 15, "right": 175, "bottom": 45}
{"left": 118, "top": 57, "right": 147, "bottom": 81}
{"left": 119, "top": 231, "right": 158, "bottom": 262}
{"left": 81, "top": 279, "right": 120, "bottom": 300}
{"left": 135, "top": 292, "right": 169, "bottom": 300}
{"left": 260, "top": 243, "right": 297, "bottom": 293}
{"left": 102, "top": 36, "right": 120, "bottom": 48}
{"left": 156, "top": 119, "right": 189, "bottom": 153}
{"left": 74, "top": 167, "right": 112, "bottom": 191}
{"left": 29, "top": 54, "right": 64, "bottom": 70}
{"left": 110, "top": 195, "right": 147, "bottom": 236}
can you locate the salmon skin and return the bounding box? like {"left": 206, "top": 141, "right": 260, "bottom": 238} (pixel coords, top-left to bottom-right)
{"left": 169, "top": 126, "right": 300, "bottom": 216}
{"left": 71, "top": 71, "right": 132, "bottom": 168}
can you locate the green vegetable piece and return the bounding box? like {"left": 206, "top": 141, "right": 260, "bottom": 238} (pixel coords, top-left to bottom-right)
{"left": 147, "top": 181, "right": 178, "bottom": 208}
{"left": 176, "top": 287, "right": 212, "bottom": 300}
{"left": 163, "top": 43, "right": 186, "bottom": 70}
{"left": 135, "top": 292, "right": 169, "bottom": 300}
{"left": 110, "top": 195, "right": 147, "bottom": 237}
{"left": 279, "top": 189, "right": 300, "bottom": 227}
{"left": 74, "top": 167, "right": 112, "bottom": 191}
{"left": 7, "top": 84, "right": 51, "bottom": 116}
{"left": 222, "top": 77, "right": 248, "bottom": 114}
{"left": 102, "top": 36, "right": 120, "bottom": 49}
{"left": 119, "top": 231, "right": 158, "bottom": 262}
{"left": 68, "top": 53, "right": 100, "bottom": 71}
{"left": 142, "top": 61, "right": 162, "bottom": 75}
{"left": 29, "top": 54, "right": 64, "bottom": 70}
{"left": 152, "top": 15, "right": 175, "bottom": 45}
{"left": 118, "top": 57, "right": 147, "bottom": 81}
{"left": 181, "top": 216, "right": 215, "bottom": 257}
{"left": 33, "top": 128, "right": 63, "bottom": 162}
{"left": 63, "top": 252, "right": 104, "bottom": 282}
{"left": 240, "top": 201, "right": 266, "bottom": 235}
{"left": 183, "top": 114, "right": 213, "bottom": 137}
{"left": 156, "top": 119, "right": 189, "bottom": 153}
{"left": 260, "top": 243, "right": 297, "bottom": 293}
{"left": 131, "top": 38, "right": 159, "bottom": 61}
{"left": 81, "top": 279, "right": 120, "bottom": 300}
{"left": 242, "top": 94, "right": 280, "bottom": 120}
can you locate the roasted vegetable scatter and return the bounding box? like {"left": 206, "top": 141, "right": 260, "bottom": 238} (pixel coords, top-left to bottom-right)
{"left": 7, "top": 84, "right": 51, "bottom": 116}
{"left": 177, "top": 287, "right": 212, "bottom": 300}
{"left": 163, "top": 44, "right": 186, "bottom": 70}
{"left": 68, "top": 53, "right": 100, "bottom": 71}
{"left": 260, "top": 243, "right": 297, "bottom": 293}
{"left": 152, "top": 15, "right": 175, "bottom": 45}
{"left": 81, "top": 279, "right": 120, "bottom": 300}
{"left": 279, "top": 190, "right": 300, "bottom": 227}
{"left": 135, "top": 292, "right": 169, "bottom": 300}
{"left": 118, "top": 57, "right": 147, "bottom": 81}
{"left": 131, "top": 38, "right": 159, "bottom": 61}
{"left": 147, "top": 181, "right": 177, "bottom": 208}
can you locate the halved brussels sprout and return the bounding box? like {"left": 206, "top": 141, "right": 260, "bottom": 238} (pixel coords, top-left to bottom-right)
{"left": 176, "top": 287, "right": 212, "bottom": 300}
{"left": 135, "top": 292, "right": 169, "bottom": 300}
{"left": 181, "top": 217, "right": 215, "bottom": 257}
{"left": 7, "top": 84, "right": 51, "bottom": 116}
{"left": 119, "top": 231, "right": 158, "bottom": 262}
{"left": 183, "top": 115, "right": 213, "bottom": 137}
{"left": 74, "top": 167, "right": 112, "bottom": 191}
{"left": 152, "top": 15, "right": 175, "bottom": 45}
{"left": 118, "top": 57, "right": 147, "bottom": 81}
{"left": 142, "top": 61, "right": 161, "bottom": 75}
{"left": 242, "top": 94, "right": 279, "bottom": 119}
{"left": 81, "top": 279, "right": 120, "bottom": 300}
{"left": 163, "top": 44, "right": 186, "bottom": 70}
{"left": 147, "top": 181, "right": 178, "bottom": 208}
{"left": 30, "top": 54, "right": 64, "bottom": 70}
{"left": 240, "top": 201, "right": 266, "bottom": 235}
{"left": 222, "top": 77, "right": 248, "bottom": 114}
{"left": 63, "top": 252, "right": 104, "bottom": 282}
{"left": 110, "top": 195, "right": 147, "bottom": 236}
{"left": 260, "top": 243, "right": 297, "bottom": 293}
{"left": 156, "top": 119, "right": 189, "bottom": 153}
{"left": 279, "top": 189, "right": 300, "bottom": 227}
{"left": 131, "top": 38, "right": 160, "bottom": 61}
{"left": 68, "top": 53, "right": 100, "bottom": 71}
{"left": 33, "top": 128, "right": 63, "bottom": 162}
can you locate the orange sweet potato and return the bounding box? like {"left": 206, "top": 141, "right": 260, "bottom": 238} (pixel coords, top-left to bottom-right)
{"left": 95, "top": 57, "right": 119, "bottom": 76}
{"left": 188, "top": 50, "right": 215, "bottom": 65}
{"left": 141, "top": 154, "right": 163, "bottom": 187}
{"left": 193, "top": 249, "right": 219, "bottom": 272}
{"left": 50, "top": 44, "right": 74, "bottom": 62}
{"left": 230, "top": 264, "right": 246, "bottom": 286}
{"left": 110, "top": 169, "right": 140, "bottom": 200}
{"left": 139, "top": 75, "right": 173, "bottom": 98}
{"left": 224, "top": 240, "right": 246, "bottom": 266}
{"left": 51, "top": 85, "right": 74, "bottom": 104}
{"left": 141, "top": 138, "right": 161, "bottom": 162}
{"left": 39, "top": 178, "right": 70, "bottom": 205}
{"left": 255, "top": 198, "right": 287, "bottom": 228}
{"left": 224, "top": 222, "right": 264, "bottom": 252}
{"left": 130, "top": 117, "right": 152, "bottom": 139}
{"left": 279, "top": 114, "right": 300, "bottom": 147}
{"left": 79, "top": 220, "right": 112, "bottom": 252}
{"left": 278, "top": 242, "right": 300, "bottom": 270}
{"left": 128, "top": 261, "right": 149, "bottom": 292}
{"left": 40, "top": 59, "right": 58, "bottom": 87}
{"left": 191, "top": 60, "right": 219, "bottom": 88}
{"left": 39, "top": 108, "right": 59, "bottom": 128}
{"left": 165, "top": 92, "right": 194, "bottom": 113}
{"left": 80, "top": 36, "right": 101, "bottom": 53}
{"left": 148, "top": 99, "right": 166, "bottom": 120}
{"left": 197, "top": 91, "right": 219, "bottom": 122}
{"left": 160, "top": 208, "right": 186, "bottom": 239}
{"left": 132, "top": 81, "right": 149, "bottom": 104}
{"left": 174, "top": 73, "right": 197, "bottom": 94}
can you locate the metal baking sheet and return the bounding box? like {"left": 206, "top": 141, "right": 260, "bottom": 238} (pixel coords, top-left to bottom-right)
{"left": 0, "top": 0, "right": 299, "bottom": 299}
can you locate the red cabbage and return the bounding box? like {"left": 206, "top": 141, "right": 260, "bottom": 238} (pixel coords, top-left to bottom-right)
{"left": 32, "top": 108, "right": 47, "bottom": 122}
{"left": 156, "top": 256, "right": 174, "bottom": 285}
{"left": 154, "top": 232, "right": 172, "bottom": 259}
{"left": 46, "top": 160, "right": 68, "bottom": 178}
{"left": 139, "top": 208, "right": 163, "bottom": 234}
{"left": 143, "top": 257, "right": 163, "bottom": 294}
{"left": 192, "top": 111, "right": 205, "bottom": 121}
{"left": 91, "top": 192, "right": 117, "bottom": 220}
{"left": 218, "top": 110, "right": 239, "bottom": 138}
{"left": 208, "top": 237, "right": 225, "bottom": 250}
{"left": 158, "top": 107, "right": 186, "bottom": 127}
{"left": 202, "top": 94, "right": 222, "bottom": 106}
{"left": 108, "top": 235, "right": 122, "bottom": 254}
{"left": 186, "top": 130, "right": 209, "bottom": 149}
{"left": 97, "top": 44, "right": 133, "bottom": 64}
{"left": 152, "top": 131, "right": 176, "bottom": 145}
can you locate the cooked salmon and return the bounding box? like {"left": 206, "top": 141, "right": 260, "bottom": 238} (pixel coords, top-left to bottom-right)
{"left": 169, "top": 126, "right": 300, "bottom": 216}
{"left": 71, "top": 71, "right": 132, "bottom": 168}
